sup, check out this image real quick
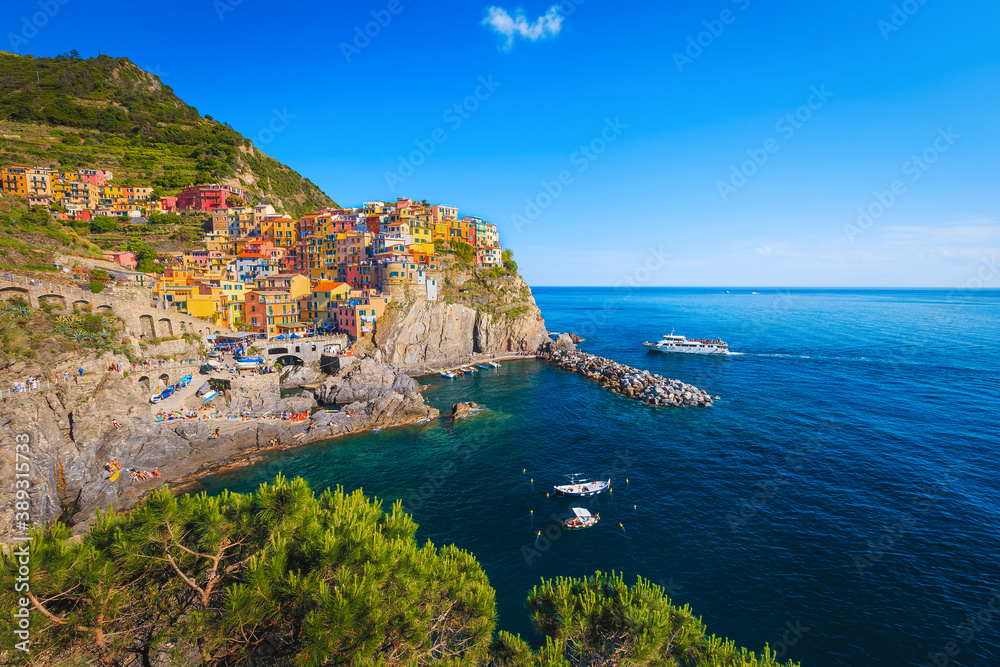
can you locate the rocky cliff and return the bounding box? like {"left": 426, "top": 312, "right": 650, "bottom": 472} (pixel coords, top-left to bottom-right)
{"left": 374, "top": 270, "right": 549, "bottom": 369}
{"left": 0, "top": 357, "right": 437, "bottom": 544}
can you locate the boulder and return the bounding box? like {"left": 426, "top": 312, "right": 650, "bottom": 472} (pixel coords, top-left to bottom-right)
{"left": 548, "top": 333, "right": 577, "bottom": 352}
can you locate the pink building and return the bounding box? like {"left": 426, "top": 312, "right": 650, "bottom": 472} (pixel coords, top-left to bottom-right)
{"left": 102, "top": 251, "right": 138, "bottom": 270}
{"left": 159, "top": 196, "right": 178, "bottom": 212}
{"left": 345, "top": 263, "right": 377, "bottom": 291}
{"left": 77, "top": 169, "right": 111, "bottom": 186}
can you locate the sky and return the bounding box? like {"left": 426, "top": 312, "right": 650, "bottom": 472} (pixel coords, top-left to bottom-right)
{"left": 4, "top": 0, "right": 1000, "bottom": 287}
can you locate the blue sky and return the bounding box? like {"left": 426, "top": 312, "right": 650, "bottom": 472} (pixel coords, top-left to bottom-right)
{"left": 5, "top": 0, "right": 1000, "bottom": 287}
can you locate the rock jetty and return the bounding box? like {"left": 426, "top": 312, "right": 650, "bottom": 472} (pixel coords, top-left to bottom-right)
{"left": 548, "top": 350, "right": 715, "bottom": 407}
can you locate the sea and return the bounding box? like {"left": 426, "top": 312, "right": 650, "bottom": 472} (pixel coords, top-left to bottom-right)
{"left": 191, "top": 288, "right": 1000, "bottom": 667}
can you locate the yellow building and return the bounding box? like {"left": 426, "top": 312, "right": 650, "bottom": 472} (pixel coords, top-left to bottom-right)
{"left": 272, "top": 218, "right": 299, "bottom": 248}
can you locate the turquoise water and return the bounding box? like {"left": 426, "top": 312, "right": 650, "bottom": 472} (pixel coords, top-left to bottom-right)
{"left": 192, "top": 288, "right": 1000, "bottom": 666}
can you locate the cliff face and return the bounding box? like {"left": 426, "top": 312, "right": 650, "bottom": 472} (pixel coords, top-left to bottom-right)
{"left": 373, "top": 295, "right": 549, "bottom": 367}
{"left": 0, "top": 358, "right": 437, "bottom": 544}
{"left": 374, "top": 261, "right": 549, "bottom": 368}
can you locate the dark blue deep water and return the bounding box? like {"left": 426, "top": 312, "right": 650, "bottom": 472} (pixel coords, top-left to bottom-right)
{"left": 192, "top": 288, "right": 1000, "bottom": 666}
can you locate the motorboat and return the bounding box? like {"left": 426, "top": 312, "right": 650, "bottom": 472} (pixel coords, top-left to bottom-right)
{"left": 201, "top": 390, "right": 218, "bottom": 403}
{"left": 439, "top": 370, "right": 458, "bottom": 378}
{"left": 488, "top": 361, "right": 501, "bottom": 368}
{"left": 562, "top": 507, "right": 600, "bottom": 530}
{"left": 150, "top": 394, "right": 161, "bottom": 404}
{"left": 552, "top": 474, "right": 611, "bottom": 497}
{"left": 477, "top": 364, "right": 490, "bottom": 369}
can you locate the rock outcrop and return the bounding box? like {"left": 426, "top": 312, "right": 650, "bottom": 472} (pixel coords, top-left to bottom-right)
{"left": 315, "top": 359, "right": 420, "bottom": 404}
{"left": 0, "top": 358, "right": 438, "bottom": 544}
{"left": 548, "top": 350, "right": 716, "bottom": 407}
{"left": 373, "top": 299, "right": 548, "bottom": 368}
{"left": 547, "top": 333, "right": 577, "bottom": 352}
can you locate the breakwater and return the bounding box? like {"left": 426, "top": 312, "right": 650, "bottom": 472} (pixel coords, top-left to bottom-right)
{"left": 548, "top": 349, "right": 715, "bottom": 407}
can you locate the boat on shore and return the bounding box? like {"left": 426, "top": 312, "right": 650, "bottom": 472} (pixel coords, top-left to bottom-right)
{"left": 644, "top": 330, "right": 729, "bottom": 355}
{"left": 552, "top": 474, "right": 611, "bottom": 497}
{"left": 562, "top": 507, "right": 600, "bottom": 530}
{"left": 488, "top": 361, "right": 501, "bottom": 368}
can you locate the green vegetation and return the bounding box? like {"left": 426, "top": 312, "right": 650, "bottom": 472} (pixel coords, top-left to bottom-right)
{"left": 0, "top": 476, "right": 798, "bottom": 666}
{"left": 0, "top": 300, "right": 129, "bottom": 360}
{"left": 0, "top": 52, "right": 336, "bottom": 217}
{"left": 502, "top": 248, "right": 517, "bottom": 275}
{"left": 88, "top": 278, "right": 104, "bottom": 293}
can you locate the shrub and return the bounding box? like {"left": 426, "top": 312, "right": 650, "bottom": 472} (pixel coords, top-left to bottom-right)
{"left": 88, "top": 279, "right": 104, "bottom": 293}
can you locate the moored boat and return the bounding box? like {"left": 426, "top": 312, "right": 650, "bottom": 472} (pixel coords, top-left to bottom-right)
{"left": 562, "top": 507, "right": 600, "bottom": 530}
{"left": 477, "top": 364, "right": 490, "bottom": 369}
{"left": 552, "top": 474, "right": 611, "bottom": 497}
{"left": 488, "top": 361, "right": 500, "bottom": 368}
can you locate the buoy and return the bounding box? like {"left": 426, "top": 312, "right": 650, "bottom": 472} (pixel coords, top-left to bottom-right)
{"left": 530, "top": 478, "right": 533, "bottom": 483}
{"left": 633, "top": 504, "right": 637, "bottom": 510}
{"left": 530, "top": 509, "right": 533, "bottom": 515}
{"left": 546, "top": 492, "right": 550, "bottom": 497}
{"left": 537, "top": 531, "right": 541, "bottom": 537}
{"left": 523, "top": 468, "right": 526, "bottom": 474}
{"left": 626, "top": 478, "right": 630, "bottom": 484}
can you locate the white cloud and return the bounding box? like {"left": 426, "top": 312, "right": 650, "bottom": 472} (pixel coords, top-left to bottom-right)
{"left": 482, "top": 5, "right": 564, "bottom": 51}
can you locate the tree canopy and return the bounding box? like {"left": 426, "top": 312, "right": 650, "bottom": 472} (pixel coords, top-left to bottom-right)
{"left": 0, "top": 476, "right": 800, "bottom": 667}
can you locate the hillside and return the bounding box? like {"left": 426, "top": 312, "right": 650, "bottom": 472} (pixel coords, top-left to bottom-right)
{"left": 0, "top": 52, "right": 336, "bottom": 217}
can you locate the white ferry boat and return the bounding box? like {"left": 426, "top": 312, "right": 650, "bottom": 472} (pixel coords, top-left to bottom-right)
{"left": 644, "top": 331, "right": 729, "bottom": 355}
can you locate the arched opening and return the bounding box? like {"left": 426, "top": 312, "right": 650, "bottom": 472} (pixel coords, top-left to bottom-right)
{"left": 96, "top": 305, "right": 113, "bottom": 316}
{"left": 159, "top": 373, "right": 170, "bottom": 387}
{"left": 138, "top": 375, "right": 150, "bottom": 390}
{"left": 72, "top": 300, "right": 91, "bottom": 312}
{"left": 180, "top": 321, "right": 187, "bottom": 332}
{"left": 38, "top": 294, "right": 67, "bottom": 310}
{"left": 274, "top": 355, "right": 304, "bottom": 368}
{"left": 140, "top": 315, "right": 155, "bottom": 338}
{"left": 294, "top": 345, "right": 301, "bottom": 353}
{"left": 157, "top": 318, "right": 173, "bottom": 337}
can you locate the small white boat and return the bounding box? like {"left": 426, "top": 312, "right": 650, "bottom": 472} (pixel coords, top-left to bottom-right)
{"left": 562, "top": 507, "right": 600, "bottom": 530}
{"left": 439, "top": 370, "right": 458, "bottom": 378}
{"left": 202, "top": 391, "right": 218, "bottom": 403}
{"left": 149, "top": 394, "right": 161, "bottom": 404}
{"left": 488, "top": 361, "right": 500, "bottom": 368}
{"left": 552, "top": 474, "right": 611, "bottom": 498}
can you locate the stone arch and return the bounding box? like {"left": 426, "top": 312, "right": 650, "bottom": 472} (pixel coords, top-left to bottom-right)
{"left": 72, "top": 299, "right": 91, "bottom": 312}
{"left": 96, "top": 304, "right": 113, "bottom": 316}
{"left": 38, "top": 294, "right": 67, "bottom": 310}
{"left": 159, "top": 373, "right": 170, "bottom": 387}
{"left": 180, "top": 321, "right": 188, "bottom": 332}
{"left": 140, "top": 315, "right": 155, "bottom": 338}
{"left": 0, "top": 286, "right": 29, "bottom": 304}
{"left": 274, "top": 354, "right": 304, "bottom": 368}
{"left": 138, "top": 375, "right": 150, "bottom": 390}
{"left": 157, "top": 318, "right": 173, "bottom": 337}
{"left": 268, "top": 347, "right": 288, "bottom": 356}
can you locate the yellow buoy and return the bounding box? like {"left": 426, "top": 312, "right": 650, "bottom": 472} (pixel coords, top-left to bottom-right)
{"left": 633, "top": 504, "right": 637, "bottom": 510}
{"left": 530, "top": 478, "right": 533, "bottom": 483}
{"left": 523, "top": 468, "right": 526, "bottom": 474}
{"left": 537, "top": 531, "right": 541, "bottom": 537}
{"left": 626, "top": 478, "right": 630, "bottom": 484}
{"left": 530, "top": 509, "right": 533, "bottom": 515}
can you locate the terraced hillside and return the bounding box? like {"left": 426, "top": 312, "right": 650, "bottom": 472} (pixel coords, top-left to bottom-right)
{"left": 0, "top": 52, "right": 336, "bottom": 217}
